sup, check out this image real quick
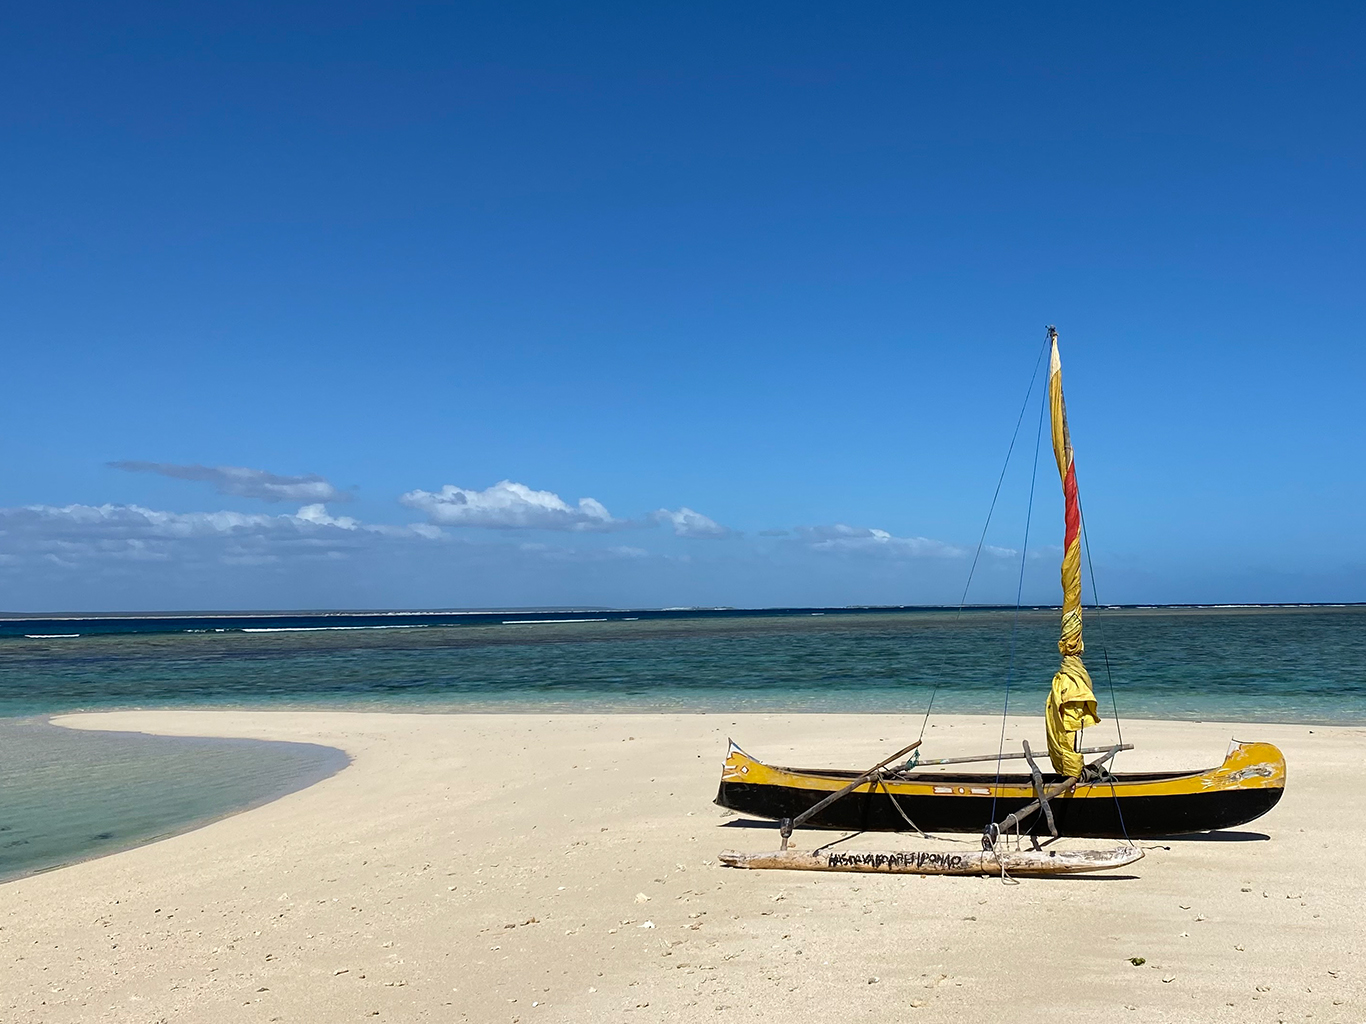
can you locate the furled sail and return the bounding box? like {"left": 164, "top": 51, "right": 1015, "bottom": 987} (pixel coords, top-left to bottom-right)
{"left": 1044, "top": 328, "right": 1101, "bottom": 776}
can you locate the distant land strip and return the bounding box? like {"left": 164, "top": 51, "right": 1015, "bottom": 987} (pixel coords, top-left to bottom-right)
{"left": 1, "top": 603, "right": 1362, "bottom": 639}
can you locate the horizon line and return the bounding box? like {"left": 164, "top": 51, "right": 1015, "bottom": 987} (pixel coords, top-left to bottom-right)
{"left": 2, "top": 601, "right": 1362, "bottom": 623}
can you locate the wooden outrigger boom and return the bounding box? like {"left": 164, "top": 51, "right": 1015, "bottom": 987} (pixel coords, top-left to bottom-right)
{"left": 910, "top": 743, "right": 1133, "bottom": 767}
{"left": 990, "top": 742, "right": 1124, "bottom": 841}
{"left": 777, "top": 740, "right": 921, "bottom": 850}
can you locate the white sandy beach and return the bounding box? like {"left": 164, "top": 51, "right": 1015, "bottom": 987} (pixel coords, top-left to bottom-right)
{"left": 2, "top": 711, "right": 1362, "bottom": 1023}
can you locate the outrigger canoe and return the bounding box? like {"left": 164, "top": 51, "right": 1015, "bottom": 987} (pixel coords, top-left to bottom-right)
{"left": 715, "top": 738, "right": 1286, "bottom": 839}
{"left": 715, "top": 329, "right": 1287, "bottom": 873}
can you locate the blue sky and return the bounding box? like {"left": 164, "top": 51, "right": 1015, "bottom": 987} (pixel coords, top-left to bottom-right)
{"left": 2, "top": 3, "right": 1363, "bottom": 611}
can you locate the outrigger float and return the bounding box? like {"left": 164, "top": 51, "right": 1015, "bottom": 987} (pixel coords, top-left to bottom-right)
{"left": 716, "top": 329, "right": 1286, "bottom": 877}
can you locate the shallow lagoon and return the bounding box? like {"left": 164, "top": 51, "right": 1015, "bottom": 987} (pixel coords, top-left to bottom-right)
{"left": 0, "top": 719, "right": 345, "bottom": 883}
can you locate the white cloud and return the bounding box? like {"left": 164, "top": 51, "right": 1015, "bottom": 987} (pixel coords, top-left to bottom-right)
{"left": 294, "top": 503, "right": 360, "bottom": 530}
{"left": 398, "top": 481, "right": 735, "bottom": 540}
{"left": 110, "top": 462, "right": 347, "bottom": 503}
{"left": 651, "top": 507, "right": 733, "bottom": 539}
{"left": 799, "top": 524, "right": 964, "bottom": 558}
{"left": 0, "top": 502, "right": 440, "bottom": 571}
{"left": 399, "top": 480, "right": 625, "bottom": 531}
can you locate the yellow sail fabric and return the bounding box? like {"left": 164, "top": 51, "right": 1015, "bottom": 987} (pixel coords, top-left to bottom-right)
{"left": 1044, "top": 330, "right": 1100, "bottom": 776}
{"left": 1046, "top": 656, "right": 1099, "bottom": 775}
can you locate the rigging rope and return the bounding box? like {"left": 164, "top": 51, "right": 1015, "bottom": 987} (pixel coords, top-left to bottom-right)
{"left": 987, "top": 376, "right": 1048, "bottom": 829}
{"left": 1076, "top": 490, "right": 1135, "bottom": 845}
{"left": 918, "top": 335, "right": 1051, "bottom": 742}
{"left": 875, "top": 773, "right": 930, "bottom": 838}
{"left": 1077, "top": 493, "right": 1124, "bottom": 749}
{"left": 953, "top": 337, "right": 1053, "bottom": 617}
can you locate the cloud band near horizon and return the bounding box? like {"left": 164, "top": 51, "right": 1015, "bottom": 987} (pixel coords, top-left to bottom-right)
{"left": 110, "top": 461, "right": 348, "bottom": 504}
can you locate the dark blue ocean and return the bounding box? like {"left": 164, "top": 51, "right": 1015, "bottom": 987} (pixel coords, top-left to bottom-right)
{"left": 2, "top": 605, "right": 1363, "bottom": 882}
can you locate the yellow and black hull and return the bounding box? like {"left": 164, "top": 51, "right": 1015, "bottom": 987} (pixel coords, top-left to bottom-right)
{"left": 715, "top": 740, "right": 1285, "bottom": 839}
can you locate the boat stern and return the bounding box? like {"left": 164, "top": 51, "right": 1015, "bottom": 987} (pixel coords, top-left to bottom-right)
{"left": 715, "top": 739, "right": 807, "bottom": 816}
{"left": 1209, "top": 740, "right": 1287, "bottom": 793}
{"left": 716, "top": 739, "right": 760, "bottom": 808}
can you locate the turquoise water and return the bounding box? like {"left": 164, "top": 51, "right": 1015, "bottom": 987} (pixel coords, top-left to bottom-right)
{"left": 2, "top": 606, "right": 1364, "bottom": 723}
{"left": 3, "top": 606, "right": 1362, "bottom": 882}
{"left": 0, "top": 719, "right": 346, "bottom": 883}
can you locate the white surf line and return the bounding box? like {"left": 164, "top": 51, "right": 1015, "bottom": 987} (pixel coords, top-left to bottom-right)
{"left": 24, "top": 633, "right": 81, "bottom": 638}
{"left": 501, "top": 618, "right": 609, "bottom": 625}
{"left": 240, "top": 624, "right": 431, "bottom": 633}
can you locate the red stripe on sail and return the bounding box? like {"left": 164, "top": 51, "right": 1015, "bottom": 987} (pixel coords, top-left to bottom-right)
{"left": 1062, "top": 461, "right": 1080, "bottom": 552}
